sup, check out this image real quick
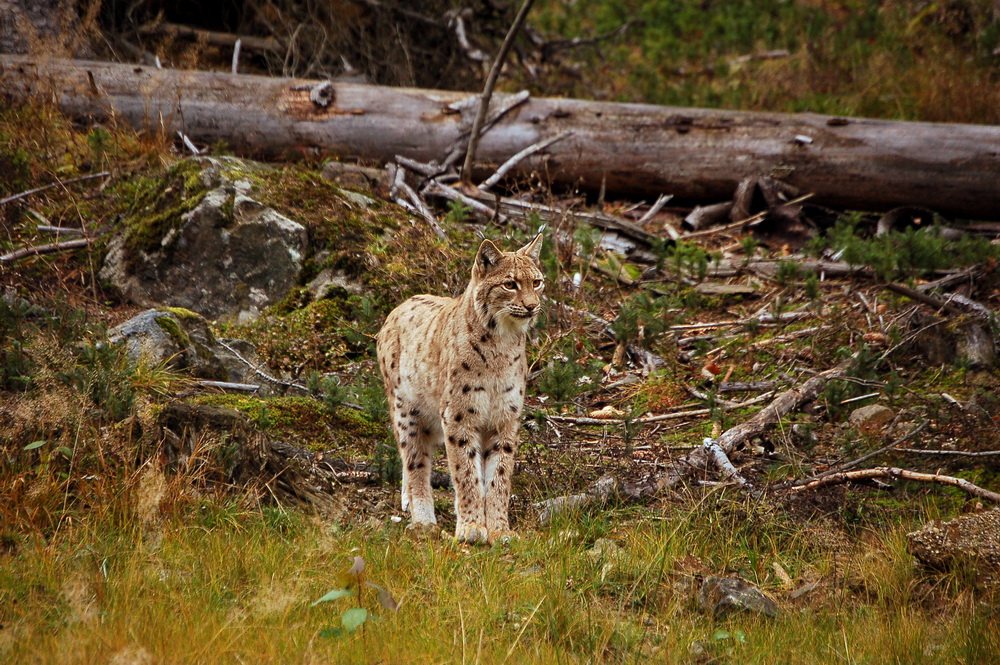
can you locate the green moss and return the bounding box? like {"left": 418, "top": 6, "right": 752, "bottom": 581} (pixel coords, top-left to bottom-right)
{"left": 192, "top": 394, "right": 383, "bottom": 453}
{"left": 121, "top": 160, "right": 211, "bottom": 259}
{"left": 157, "top": 307, "right": 202, "bottom": 320}
{"left": 153, "top": 314, "right": 191, "bottom": 349}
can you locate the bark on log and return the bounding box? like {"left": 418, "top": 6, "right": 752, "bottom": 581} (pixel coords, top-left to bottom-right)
{"left": 2, "top": 55, "right": 999, "bottom": 219}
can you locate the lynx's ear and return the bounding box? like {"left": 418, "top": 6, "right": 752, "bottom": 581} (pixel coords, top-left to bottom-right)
{"left": 516, "top": 232, "right": 543, "bottom": 263}
{"left": 475, "top": 239, "right": 504, "bottom": 275}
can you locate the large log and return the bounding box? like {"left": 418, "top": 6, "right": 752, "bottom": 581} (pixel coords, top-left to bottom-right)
{"left": 2, "top": 55, "right": 998, "bottom": 219}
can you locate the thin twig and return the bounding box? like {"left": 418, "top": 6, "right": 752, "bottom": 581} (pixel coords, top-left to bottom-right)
{"left": 1, "top": 238, "right": 92, "bottom": 263}
{"left": 786, "top": 420, "right": 930, "bottom": 487}
{"left": 35, "top": 225, "right": 85, "bottom": 235}
{"left": 478, "top": 130, "right": 573, "bottom": 191}
{"left": 177, "top": 131, "right": 201, "bottom": 155}
{"left": 636, "top": 193, "right": 674, "bottom": 225}
{"left": 215, "top": 339, "right": 308, "bottom": 392}
{"left": 0, "top": 171, "right": 110, "bottom": 206}
{"left": 894, "top": 448, "right": 1000, "bottom": 458}
{"left": 461, "top": 0, "right": 536, "bottom": 182}
{"left": 399, "top": 180, "right": 446, "bottom": 239}
{"left": 546, "top": 392, "right": 774, "bottom": 427}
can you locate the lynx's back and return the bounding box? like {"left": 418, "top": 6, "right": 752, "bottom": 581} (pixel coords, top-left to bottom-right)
{"left": 376, "top": 235, "right": 544, "bottom": 544}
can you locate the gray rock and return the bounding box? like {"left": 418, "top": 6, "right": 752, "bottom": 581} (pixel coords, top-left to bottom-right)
{"left": 108, "top": 308, "right": 275, "bottom": 394}
{"left": 907, "top": 510, "right": 1000, "bottom": 574}
{"left": 956, "top": 323, "right": 995, "bottom": 368}
{"left": 100, "top": 158, "right": 307, "bottom": 323}
{"left": 697, "top": 576, "right": 779, "bottom": 618}
{"left": 848, "top": 404, "right": 895, "bottom": 429}
{"left": 306, "top": 268, "right": 365, "bottom": 301}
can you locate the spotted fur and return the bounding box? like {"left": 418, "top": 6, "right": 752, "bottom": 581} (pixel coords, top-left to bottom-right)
{"left": 376, "top": 235, "right": 544, "bottom": 544}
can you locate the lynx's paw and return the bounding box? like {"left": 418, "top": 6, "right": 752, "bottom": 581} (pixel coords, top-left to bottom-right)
{"left": 454, "top": 523, "right": 489, "bottom": 544}
{"left": 488, "top": 529, "right": 518, "bottom": 546}
{"left": 405, "top": 521, "right": 441, "bottom": 541}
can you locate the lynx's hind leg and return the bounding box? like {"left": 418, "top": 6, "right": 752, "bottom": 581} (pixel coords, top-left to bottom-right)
{"left": 392, "top": 397, "right": 440, "bottom": 526}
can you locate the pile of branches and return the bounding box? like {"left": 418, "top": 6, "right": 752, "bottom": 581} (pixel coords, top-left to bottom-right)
{"left": 87, "top": 0, "right": 621, "bottom": 89}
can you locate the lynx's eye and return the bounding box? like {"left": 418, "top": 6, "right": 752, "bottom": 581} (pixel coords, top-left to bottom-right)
{"left": 532, "top": 279, "right": 543, "bottom": 289}
{"left": 503, "top": 280, "right": 518, "bottom": 290}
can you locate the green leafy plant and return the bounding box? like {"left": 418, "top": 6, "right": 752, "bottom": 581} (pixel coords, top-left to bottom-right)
{"left": 536, "top": 348, "right": 602, "bottom": 405}
{"left": 61, "top": 340, "right": 137, "bottom": 423}
{"left": 665, "top": 240, "right": 712, "bottom": 281}
{"left": 813, "top": 216, "right": 1000, "bottom": 282}
{"left": 443, "top": 198, "right": 472, "bottom": 225}
{"left": 313, "top": 556, "right": 398, "bottom": 638}
{"left": 775, "top": 259, "right": 803, "bottom": 285}
{"left": 307, "top": 372, "right": 350, "bottom": 412}
{"left": 610, "top": 291, "right": 678, "bottom": 349}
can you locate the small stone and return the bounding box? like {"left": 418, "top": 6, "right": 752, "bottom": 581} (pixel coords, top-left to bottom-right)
{"left": 907, "top": 510, "right": 1000, "bottom": 574}
{"left": 586, "top": 538, "right": 620, "bottom": 560}
{"left": 698, "top": 576, "right": 779, "bottom": 618}
{"left": 848, "top": 404, "right": 895, "bottom": 430}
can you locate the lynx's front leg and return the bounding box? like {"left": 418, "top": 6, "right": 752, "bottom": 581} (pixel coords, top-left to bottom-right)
{"left": 483, "top": 418, "right": 519, "bottom": 542}
{"left": 442, "top": 415, "right": 488, "bottom": 544}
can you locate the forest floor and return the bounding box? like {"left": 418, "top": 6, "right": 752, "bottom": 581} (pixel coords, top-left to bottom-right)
{"left": 2, "top": 97, "right": 999, "bottom": 664}
{"left": 3, "top": 1, "right": 1000, "bottom": 660}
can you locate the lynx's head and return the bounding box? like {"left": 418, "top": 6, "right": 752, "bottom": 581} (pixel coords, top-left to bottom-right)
{"left": 469, "top": 234, "right": 545, "bottom": 335}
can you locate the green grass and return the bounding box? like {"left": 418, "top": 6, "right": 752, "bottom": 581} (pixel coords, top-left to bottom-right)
{"left": 532, "top": 0, "right": 1000, "bottom": 124}
{"left": 1, "top": 489, "right": 996, "bottom": 664}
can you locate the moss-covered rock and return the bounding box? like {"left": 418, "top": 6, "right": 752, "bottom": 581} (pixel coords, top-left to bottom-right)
{"left": 99, "top": 157, "right": 309, "bottom": 323}
{"left": 193, "top": 394, "right": 385, "bottom": 453}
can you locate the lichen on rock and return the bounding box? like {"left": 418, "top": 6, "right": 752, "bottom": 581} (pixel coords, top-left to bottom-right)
{"left": 907, "top": 510, "right": 1000, "bottom": 575}
{"left": 100, "top": 156, "right": 308, "bottom": 323}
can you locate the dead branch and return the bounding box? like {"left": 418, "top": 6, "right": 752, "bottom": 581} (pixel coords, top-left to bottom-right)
{"left": 1, "top": 238, "right": 92, "bottom": 263}
{"left": 684, "top": 201, "right": 733, "bottom": 231}
{"left": 138, "top": 22, "right": 282, "bottom": 54}
{"left": 461, "top": 0, "right": 536, "bottom": 181}
{"left": 659, "top": 354, "right": 857, "bottom": 489}
{"left": 783, "top": 420, "right": 930, "bottom": 490}
{"left": 537, "top": 19, "right": 638, "bottom": 59}
{"left": 897, "top": 448, "right": 1000, "bottom": 457}
{"left": 788, "top": 467, "right": 1000, "bottom": 503}
{"left": 0, "top": 171, "right": 110, "bottom": 207}
{"left": 443, "top": 90, "right": 531, "bottom": 169}
{"left": 636, "top": 193, "right": 674, "bottom": 226}
{"left": 478, "top": 129, "right": 574, "bottom": 191}
{"left": 682, "top": 193, "right": 815, "bottom": 239}
{"left": 533, "top": 475, "right": 619, "bottom": 524}
{"left": 425, "top": 180, "right": 513, "bottom": 227}
{"left": 445, "top": 9, "right": 488, "bottom": 63}
{"left": 702, "top": 438, "right": 752, "bottom": 488}
{"left": 728, "top": 49, "right": 791, "bottom": 66}
{"left": 197, "top": 380, "right": 261, "bottom": 392}
{"left": 35, "top": 225, "right": 85, "bottom": 235}
{"left": 398, "top": 179, "right": 446, "bottom": 240}
{"left": 884, "top": 282, "right": 966, "bottom": 316}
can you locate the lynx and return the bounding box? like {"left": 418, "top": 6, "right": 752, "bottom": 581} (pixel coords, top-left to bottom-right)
{"left": 376, "top": 234, "right": 544, "bottom": 544}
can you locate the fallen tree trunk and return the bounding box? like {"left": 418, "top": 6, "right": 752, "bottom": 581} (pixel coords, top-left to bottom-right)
{"left": 2, "top": 55, "right": 999, "bottom": 219}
